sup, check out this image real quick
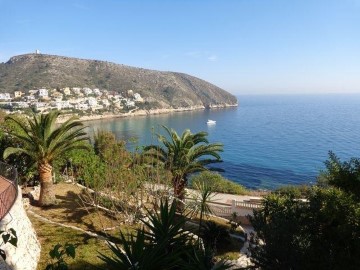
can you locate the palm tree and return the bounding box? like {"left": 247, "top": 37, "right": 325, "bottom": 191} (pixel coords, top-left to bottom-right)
{"left": 143, "top": 126, "right": 223, "bottom": 208}
{"left": 3, "top": 111, "right": 89, "bottom": 206}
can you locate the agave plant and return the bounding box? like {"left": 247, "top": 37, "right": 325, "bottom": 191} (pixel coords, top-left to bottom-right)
{"left": 99, "top": 200, "right": 233, "bottom": 270}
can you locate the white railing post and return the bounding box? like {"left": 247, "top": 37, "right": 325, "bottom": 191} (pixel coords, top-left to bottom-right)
{"left": 231, "top": 199, "right": 236, "bottom": 213}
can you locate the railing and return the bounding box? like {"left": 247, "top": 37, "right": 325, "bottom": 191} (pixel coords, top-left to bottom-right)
{"left": 0, "top": 161, "right": 18, "bottom": 221}
{"left": 185, "top": 196, "right": 263, "bottom": 218}
{"left": 235, "top": 200, "right": 263, "bottom": 209}
{"left": 208, "top": 204, "right": 233, "bottom": 217}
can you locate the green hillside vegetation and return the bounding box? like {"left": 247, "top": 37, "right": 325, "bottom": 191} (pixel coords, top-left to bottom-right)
{"left": 191, "top": 171, "right": 247, "bottom": 195}
{"left": 0, "top": 54, "right": 237, "bottom": 109}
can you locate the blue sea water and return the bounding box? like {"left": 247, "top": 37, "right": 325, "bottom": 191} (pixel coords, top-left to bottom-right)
{"left": 86, "top": 94, "right": 360, "bottom": 190}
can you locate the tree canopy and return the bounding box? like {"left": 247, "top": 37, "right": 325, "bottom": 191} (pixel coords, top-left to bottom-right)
{"left": 143, "top": 126, "right": 223, "bottom": 207}
{"left": 248, "top": 153, "right": 360, "bottom": 270}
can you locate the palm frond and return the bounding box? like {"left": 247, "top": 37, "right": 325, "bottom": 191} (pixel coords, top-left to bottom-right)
{"left": 3, "top": 112, "right": 89, "bottom": 165}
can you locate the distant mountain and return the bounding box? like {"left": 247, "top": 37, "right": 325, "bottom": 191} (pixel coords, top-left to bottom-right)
{"left": 0, "top": 53, "right": 237, "bottom": 109}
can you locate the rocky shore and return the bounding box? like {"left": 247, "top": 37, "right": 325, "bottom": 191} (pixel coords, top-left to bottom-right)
{"left": 57, "top": 103, "right": 238, "bottom": 123}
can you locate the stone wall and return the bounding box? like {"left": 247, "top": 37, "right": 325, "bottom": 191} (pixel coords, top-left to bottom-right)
{"left": 0, "top": 188, "right": 40, "bottom": 270}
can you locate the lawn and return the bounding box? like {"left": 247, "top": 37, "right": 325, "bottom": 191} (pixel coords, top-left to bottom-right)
{"left": 27, "top": 183, "right": 137, "bottom": 269}
{"left": 27, "top": 182, "right": 242, "bottom": 269}
{"left": 29, "top": 216, "right": 111, "bottom": 270}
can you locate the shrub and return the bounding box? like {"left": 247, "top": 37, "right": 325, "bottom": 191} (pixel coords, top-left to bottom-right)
{"left": 274, "top": 185, "right": 310, "bottom": 198}
{"left": 200, "top": 221, "right": 231, "bottom": 251}
{"left": 190, "top": 171, "right": 247, "bottom": 195}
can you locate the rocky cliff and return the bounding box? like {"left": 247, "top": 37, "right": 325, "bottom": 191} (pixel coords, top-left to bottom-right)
{"left": 0, "top": 54, "right": 237, "bottom": 109}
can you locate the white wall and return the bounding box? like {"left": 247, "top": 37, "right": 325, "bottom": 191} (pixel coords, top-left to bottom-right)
{"left": 0, "top": 188, "right": 40, "bottom": 270}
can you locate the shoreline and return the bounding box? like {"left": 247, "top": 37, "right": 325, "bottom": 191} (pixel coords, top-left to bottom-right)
{"left": 57, "top": 103, "right": 238, "bottom": 124}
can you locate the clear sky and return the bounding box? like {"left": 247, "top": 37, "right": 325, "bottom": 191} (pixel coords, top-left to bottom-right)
{"left": 0, "top": 0, "right": 359, "bottom": 95}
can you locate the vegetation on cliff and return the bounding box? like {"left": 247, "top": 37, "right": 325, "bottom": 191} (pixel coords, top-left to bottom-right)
{"left": 0, "top": 54, "right": 237, "bottom": 109}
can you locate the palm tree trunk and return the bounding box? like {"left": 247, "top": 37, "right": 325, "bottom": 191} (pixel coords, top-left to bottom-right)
{"left": 38, "top": 162, "right": 56, "bottom": 206}
{"left": 173, "top": 176, "right": 186, "bottom": 212}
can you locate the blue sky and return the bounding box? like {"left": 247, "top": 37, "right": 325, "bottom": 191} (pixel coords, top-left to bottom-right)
{"left": 0, "top": 0, "right": 359, "bottom": 95}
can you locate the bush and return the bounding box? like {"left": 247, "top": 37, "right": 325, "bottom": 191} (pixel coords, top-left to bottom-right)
{"left": 274, "top": 185, "right": 310, "bottom": 198}
{"left": 200, "top": 221, "right": 231, "bottom": 251}
{"left": 190, "top": 171, "right": 247, "bottom": 195}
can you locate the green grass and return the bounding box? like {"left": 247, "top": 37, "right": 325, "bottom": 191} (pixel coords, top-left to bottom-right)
{"left": 27, "top": 183, "right": 139, "bottom": 270}
{"left": 30, "top": 216, "right": 111, "bottom": 270}
{"left": 28, "top": 182, "right": 242, "bottom": 269}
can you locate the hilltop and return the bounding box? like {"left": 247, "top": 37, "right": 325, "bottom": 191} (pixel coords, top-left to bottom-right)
{"left": 0, "top": 54, "right": 237, "bottom": 109}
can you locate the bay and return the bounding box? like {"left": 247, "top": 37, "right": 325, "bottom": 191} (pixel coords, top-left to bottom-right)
{"left": 85, "top": 94, "right": 360, "bottom": 190}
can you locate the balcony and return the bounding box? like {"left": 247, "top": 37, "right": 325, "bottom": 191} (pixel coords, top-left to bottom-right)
{"left": 0, "top": 162, "right": 18, "bottom": 221}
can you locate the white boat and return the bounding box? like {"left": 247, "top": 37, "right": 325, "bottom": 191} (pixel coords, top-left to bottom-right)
{"left": 207, "top": 119, "right": 216, "bottom": 125}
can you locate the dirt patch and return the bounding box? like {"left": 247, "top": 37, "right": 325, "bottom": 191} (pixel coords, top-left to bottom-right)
{"left": 26, "top": 183, "right": 135, "bottom": 238}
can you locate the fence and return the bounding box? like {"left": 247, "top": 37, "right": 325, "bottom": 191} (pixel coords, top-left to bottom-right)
{"left": 185, "top": 197, "right": 263, "bottom": 219}
{"left": 0, "top": 161, "right": 18, "bottom": 221}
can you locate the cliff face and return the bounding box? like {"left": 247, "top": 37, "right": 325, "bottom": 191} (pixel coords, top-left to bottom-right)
{"left": 0, "top": 54, "right": 237, "bottom": 109}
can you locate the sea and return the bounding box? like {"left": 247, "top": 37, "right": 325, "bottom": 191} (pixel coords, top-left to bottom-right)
{"left": 85, "top": 94, "right": 360, "bottom": 190}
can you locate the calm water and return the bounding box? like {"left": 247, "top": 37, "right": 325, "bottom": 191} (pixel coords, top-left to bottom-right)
{"left": 86, "top": 94, "right": 360, "bottom": 189}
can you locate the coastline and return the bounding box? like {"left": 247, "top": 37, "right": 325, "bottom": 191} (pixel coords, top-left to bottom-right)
{"left": 56, "top": 103, "right": 238, "bottom": 124}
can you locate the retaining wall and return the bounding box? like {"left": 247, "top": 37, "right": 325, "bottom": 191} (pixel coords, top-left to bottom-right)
{"left": 0, "top": 188, "right": 40, "bottom": 270}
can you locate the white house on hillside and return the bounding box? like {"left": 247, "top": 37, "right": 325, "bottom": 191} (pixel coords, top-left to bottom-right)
{"left": 101, "top": 99, "right": 110, "bottom": 107}
{"left": 14, "top": 91, "right": 24, "bottom": 98}
{"left": 82, "top": 88, "right": 93, "bottom": 95}
{"left": 72, "top": 87, "right": 81, "bottom": 95}
{"left": 87, "top": 97, "right": 97, "bottom": 107}
{"left": 38, "top": 89, "right": 48, "bottom": 98}
{"left": 62, "top": 87, "right": 71, "bottom": 96}
{"left": 93, "top": 88, "right": 101, "bottom": 96}
{"left": 0, "top": 93, "right": 11, "bottom": 100}
{"left": 134, "top": 93, "right": 143, "bottom": 102}
{"left": 75, "top": 103, "right": 89, "bottom": 110}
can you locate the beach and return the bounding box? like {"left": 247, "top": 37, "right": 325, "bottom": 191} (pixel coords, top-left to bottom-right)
{"left": 56, "top": 103, "right": 238, "bottom": 124}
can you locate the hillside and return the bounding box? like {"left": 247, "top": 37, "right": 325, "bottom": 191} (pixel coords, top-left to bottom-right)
{"left": 0, "top": 54, "right": 237, "bottom": 109}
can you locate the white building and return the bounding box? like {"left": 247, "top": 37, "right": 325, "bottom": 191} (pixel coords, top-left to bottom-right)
{"left": 75, "top": 103, "right": 89, "bottom": 110}
{"left": 34, "top": 102, "right": 47, "bottom": 111}
{"left": 113, "top": 94, "right": 122, "bottom": 100}
{"left": 0, "top": 93, "right": 11, "bottom": 100}
{"left": 101, "top": 99, "right": 110, "bottom": 107}
{"left": 126, "top": 100, "right": 135, "bottom": 108}
{"left": 82, "top": 88, "right": 93, "bottom": 95}
{"left": 25, "top": 95, "right": 35, "bottom": 101}
{"left": 62, "top": 87, "right": 71, "bottom": 96}
{"left": 55, "top": 101, "right": 71, "bottom": 110}
{"left": 113, "top": 101, "right": 123, "bottom": 109}
{"left": 87, "top": 97, "right": 97, "bottom": 107}
{"left": 14, "top": 91, "right": 24, "bottom": 98}
{"left": 12, "top": 102, "right": 29, "bottom": 108}
{"left": 28, "top": 90, "right": 39, "bottom": 96}
{"left": 38, "top": 89, "right": 48, "bottom": 98}
{"left": 72, "top": 87, "right": 82, "bottom": 95}
{"left": 52, "top": 94, "right": 63, "bottom": 102}
{"left": 93, "top": 88, "right": 101, "bottom": 96}
{"left": 127, "top": 89, "right": 134, "bottom": 97}
{"left": 134, "top": 93, "right": 143, "bottom": 102}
